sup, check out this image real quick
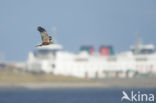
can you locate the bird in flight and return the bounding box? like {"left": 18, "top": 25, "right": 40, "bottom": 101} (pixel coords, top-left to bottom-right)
{"left": 36, "top": 26, "right": 53, "bottom": 46}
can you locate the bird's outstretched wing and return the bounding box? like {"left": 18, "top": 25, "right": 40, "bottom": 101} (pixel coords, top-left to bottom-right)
{"left": 37, "top": 26, "right": 52, "bottom": 43}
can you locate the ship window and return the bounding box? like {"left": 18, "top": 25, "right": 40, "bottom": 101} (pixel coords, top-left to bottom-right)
{"left": 135, "top": 58, "right": 147, "bottom": 61}
{"left": 141, "top": 49, "right": 154, "bottom": 54}
{"left": 52, "top": 64, "right": 55, "bottom": 69}
{"left": 38, "top": 49, "right": 49, "bottom": 54}
{"left": 34, "top": 49, "right": 50, "bottom": 56}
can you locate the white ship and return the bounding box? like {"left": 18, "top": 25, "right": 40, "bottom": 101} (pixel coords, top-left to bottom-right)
{"left": 26, "top": 39, "right": 156, "bottom": 78}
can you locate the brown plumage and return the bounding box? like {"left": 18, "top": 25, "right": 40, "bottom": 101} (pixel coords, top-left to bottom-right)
{"left": 37, "top": 26, "right": 53, "bottom": 46}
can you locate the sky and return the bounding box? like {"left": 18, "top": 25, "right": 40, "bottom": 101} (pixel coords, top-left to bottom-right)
{"left": 0, "top": 0, "right": 156, "bottom": 61}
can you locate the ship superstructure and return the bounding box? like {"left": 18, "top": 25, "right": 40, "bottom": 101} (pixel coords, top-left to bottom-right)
{"left": 26, "top": 40, "right": 156, "bottom": 78}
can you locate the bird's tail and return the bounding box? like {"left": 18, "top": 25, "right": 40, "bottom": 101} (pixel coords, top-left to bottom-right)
{"left": 36, "top": 44, "right": 42, "bottom": 47}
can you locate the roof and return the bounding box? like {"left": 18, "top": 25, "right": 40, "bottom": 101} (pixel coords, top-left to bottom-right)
{"left": 37, "top": 44, "right": 63, "bottom": 50}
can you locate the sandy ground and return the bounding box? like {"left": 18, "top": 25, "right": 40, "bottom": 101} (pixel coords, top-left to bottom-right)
{"left": 0, "top": 70, "right": 156, "bottom": 88}
{"left": 0, "top": 77, "right": 156, "bottom": 88}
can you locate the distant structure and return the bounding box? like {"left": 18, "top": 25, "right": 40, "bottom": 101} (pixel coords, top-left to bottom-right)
{"left": 0, "top": 52, "right": 5, "bottom": 62}
{"left": 26, "top": 38, "right": 156, "bottom": 78}
{"left": 51, "top": 26, "right": 57, "bottom": 43}
{"left": 131, "top": 37, "right": 154, "bottom": 55}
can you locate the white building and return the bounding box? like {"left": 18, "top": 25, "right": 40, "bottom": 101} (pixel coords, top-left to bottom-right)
{"left": 26, "top": 42, "right": 156, "bottom": 78}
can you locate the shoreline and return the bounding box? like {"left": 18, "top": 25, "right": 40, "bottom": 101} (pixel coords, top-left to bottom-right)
{"left": 0, "top": 70, "right": 156, "bottom": 89}
{"left": 1, "top": 77, "right": 156, "bottom": 89}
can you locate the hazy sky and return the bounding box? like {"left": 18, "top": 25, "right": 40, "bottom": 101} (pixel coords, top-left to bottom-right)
{"left": 0, "top": 0, "right": 156, "bottom": 61}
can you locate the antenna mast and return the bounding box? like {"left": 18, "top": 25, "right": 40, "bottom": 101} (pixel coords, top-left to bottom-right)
{"left": 135, "top": 31, "right": 142, "bottom": 54}
{"left": 51, "top": 26, "right": 57, "bottom": 43}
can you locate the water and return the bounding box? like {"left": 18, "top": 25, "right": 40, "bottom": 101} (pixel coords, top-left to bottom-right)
{"left": 0, "top": 88, "right": 155, "bottom": 103}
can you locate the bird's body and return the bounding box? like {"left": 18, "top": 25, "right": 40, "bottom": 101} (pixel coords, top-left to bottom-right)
{"left": 37, "top": 41, "right": 52, "bottom": 46}
{"left": 37, "top": 26, "right": 53, "bottom": 46}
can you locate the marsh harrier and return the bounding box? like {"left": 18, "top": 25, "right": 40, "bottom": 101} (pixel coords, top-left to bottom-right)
{"left": 37, "top": 26, "right": 53, "bottom": 46}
